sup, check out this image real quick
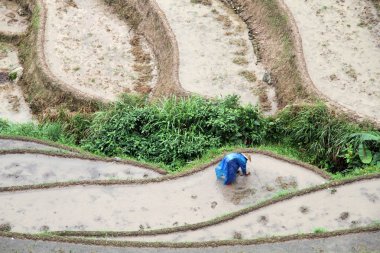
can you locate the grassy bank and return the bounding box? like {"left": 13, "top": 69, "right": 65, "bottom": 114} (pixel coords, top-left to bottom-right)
{"left": 1, "top": 95, "right": 379, "bottom": 175}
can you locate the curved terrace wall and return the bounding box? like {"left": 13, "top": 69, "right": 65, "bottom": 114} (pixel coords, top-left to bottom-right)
{"left": 276, "top": 0, "right": 380, "bottom": 128}
{"left": 221, "top": 0, "right": 380, "bottom": 129}
{"left": 16, "top": 0, "right": 101, "bottom": 115}
{"left": 15, "top": 0, "right": 183, "bottom": 117}
{"left": 104, "top": 0, "right": 184, "bottom": 98}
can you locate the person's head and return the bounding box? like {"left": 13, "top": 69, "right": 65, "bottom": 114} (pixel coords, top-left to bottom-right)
{"left": 242, "top": 153, "right": 252, "bottom": 162}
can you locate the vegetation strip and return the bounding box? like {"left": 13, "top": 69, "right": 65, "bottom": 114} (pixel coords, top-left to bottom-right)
{"left": 0, "top": 148, "right": 329, "bottom": 193}
{"left": 0, "top": 225, "right": 379, "bottom": 248}
{"left": 275, "top": 0, "right": 380, "bottom": 128}
{"left": 49, "top": 174, "right": 379, "bottom": 237}
{"left": 0, "top": 135, "right": 82, "bottom": 153}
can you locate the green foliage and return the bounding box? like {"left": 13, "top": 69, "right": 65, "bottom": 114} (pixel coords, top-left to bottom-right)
{"left": 0, "top": 119, "right": 73, "bottom": 144}
{"left": 2, "top": 95, "right": 379, "bottom": 175}
{"left": 346, "top": 132, "right": 380, "bottom": 167}
{"left": 31, "top": 5, "right": 40, "bottom": 31}
{"left": 313, "top": 227, "right": 327, "bottom": 233}
{"left": 82, "top": 95, "right": 267, "bottom": 170}
{"left": 332, "top": 165, "right": 380, "bottom": 180}
{"left": 269, "top": 103, "right": 366, "bottom": 172}
{"left": 8, "top": 71, "right": 17, "bottom": 81}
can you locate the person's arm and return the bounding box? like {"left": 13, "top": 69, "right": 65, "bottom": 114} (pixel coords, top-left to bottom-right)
{"left": 238, "top": 155, "right": 250, "bottom": 175}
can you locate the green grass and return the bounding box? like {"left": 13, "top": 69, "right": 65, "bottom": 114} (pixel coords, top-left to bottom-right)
{"left": 272, "top": 188, "right": 296, "bottom": 198}
{"left": 31, "top": 5, "right": 40, "bottom": 31}
{"left": 255, "top": 143, "right": 310, "bottom": 163}
{"left": 331, "top": 166, "right": 380, "bottom": 180}
{"left": 313, "top": 227, "right": 328, "bottom": 233}
{"left": 0, "top": 119, "right": 74, "bottom": 145}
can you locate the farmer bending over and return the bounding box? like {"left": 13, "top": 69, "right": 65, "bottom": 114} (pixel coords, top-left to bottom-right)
{"left": 215, "top": 153, "right": 251, "bottom": 185}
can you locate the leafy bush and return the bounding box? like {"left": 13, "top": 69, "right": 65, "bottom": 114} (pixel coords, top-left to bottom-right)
{"left": 269, "top": 103, "right": 379, "bottom": 172}
{"left": 82, "top": 95, "right": 267, "bottom": 170}
{"left": 344, "top": 132, "right": 380, "bottom": 168}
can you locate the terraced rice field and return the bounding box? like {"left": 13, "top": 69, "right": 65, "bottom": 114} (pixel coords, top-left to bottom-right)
{"left": 155, "top": 0, "right": 276, "bottom": 111}
{"left": 0, "top": 0, "right": 379, "bottom": 252}
{"left": 42, "top": 0, "right": 157, "bottom": 100}
{"left": 116, "top": 178, "right": 379, "bottom": 242}
{"left": 0, "top": 152, "right": 326, "bottom": 232}
{"left": 281, "top": 0, "right": 380, "bottom": 123}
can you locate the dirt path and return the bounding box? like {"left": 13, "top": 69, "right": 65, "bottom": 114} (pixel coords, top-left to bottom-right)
{"left": 119, "top": 178, "right": 380, "bottom": 242}
{"left": 42, "top": 0, "right": 157, "bottom": 101}
{"left": 155, "top": 0, "right": 276, "bottom": 111}
{"left": 0, "top": 153, "right": 325, "bottom": 233}
{"left": 282, "top": 0, "right": 380, "bottom": 122}
{"left": 1, "top": 230, "right": 380, "bottom": 253}
{"left": 0, "top": 0, "right": 28, "bottom": 35}
{"left": 0, "top": 43, "right": 32, "bottom": 123}
{"left": 0, "top": 153, "right": 163, "bottom": 187}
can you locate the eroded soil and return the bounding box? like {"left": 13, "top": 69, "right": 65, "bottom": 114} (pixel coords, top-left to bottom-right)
{"left": 0, "top": 153, "right": 325, "bottom": 232}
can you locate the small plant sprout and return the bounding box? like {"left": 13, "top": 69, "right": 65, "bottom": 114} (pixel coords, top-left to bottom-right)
{"left": 313, "top": 227, "right": 327, "bottom": 233}
{"left": 8, "top": 71, "right": 17, "bottom": 81}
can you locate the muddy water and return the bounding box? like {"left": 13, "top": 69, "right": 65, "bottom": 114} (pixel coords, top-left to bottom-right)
{"left": 114, "top": 178, "right": 380, "bottom": 242}
{"left": 0, "top": 153, "right": 325, "bottom": 232}
{"left": 0, "top": 139, "right": 65, "bottom": 152}
{"left": 0, "top": 0, "right": 28, "bottom": 34}
{"left": 43, "top": 0, "right": 156, "bottom": 101}
{"left": 283, "top": 0, "right": 380, "bottom": 121}
{"left": 156, "top": 0, "right": 276, "bottom": 110}
{"left": 0, "top": 43, "right": 32, "bottom": 123}
{"left": 0, "top": 153, "right": 162, "bottom": 187}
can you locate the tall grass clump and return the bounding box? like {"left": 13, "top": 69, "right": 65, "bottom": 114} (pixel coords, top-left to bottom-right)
{"left": 82, "top": 95, "right": 267, "bottom": 170}
{"left": 0, "top": 119, "right": 73, "bottom": 144}
{"left": 268, "top": 103, "right": 379, "bottom": 172}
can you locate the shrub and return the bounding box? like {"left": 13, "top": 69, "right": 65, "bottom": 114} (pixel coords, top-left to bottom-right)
{"left": 269, "top": 103, "right": 378, "bottom": 172}
{"left": 82, "top": 95, "right": 267, "bottom": 170}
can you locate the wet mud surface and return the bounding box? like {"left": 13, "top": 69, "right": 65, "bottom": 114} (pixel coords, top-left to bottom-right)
{"left": 43, "top": 0, "right": 156, "bottom": 100}
{"left": 120, "top": 178, "right": 380, "bottom": 242}
{"left": 0, "top": 153, "right": 162, "bottom": 187}
{"left": 283, "top": 0, "right": 380, "bottom": 121}
{"left": 0, "top": 153, "right": 325, "bottom": 232}
{"left": 156, "top": 0, "right": 276, "bottom": 111}
{"left": 0, "top": 43, "right": 32, "bottom": 123}
{"left": 0, "top": 0, "right": 28, "bottom": 35}
{"left": 1, "top": 230, "right": 380, "bottom": 253}
{"left": 0, "top": 139, "right": 65, "bottom": 152}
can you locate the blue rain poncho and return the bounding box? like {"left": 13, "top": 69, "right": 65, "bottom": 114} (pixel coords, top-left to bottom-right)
{"left": 215, "top": 153, "right": 248, "bottom": 185}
